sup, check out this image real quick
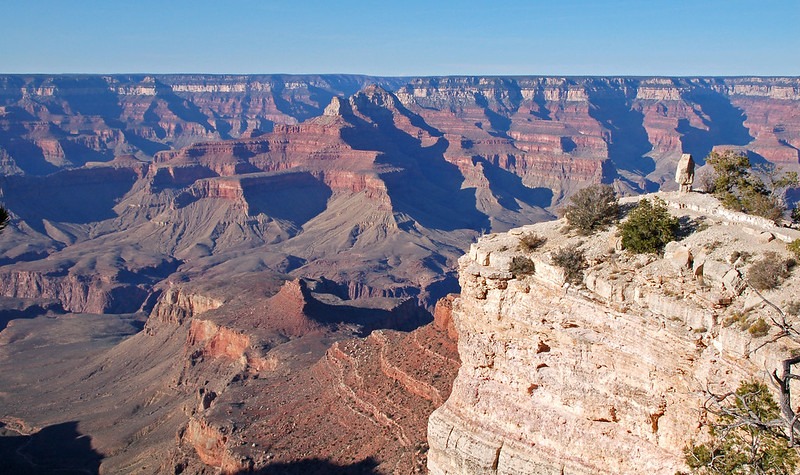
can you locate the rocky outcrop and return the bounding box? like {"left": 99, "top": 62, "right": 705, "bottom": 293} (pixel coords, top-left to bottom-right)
{"left": 428, "top": 192, "right": 800, "bottom": 474}
{"left": 179, "top": 305, "right": 459, "bottom": 474}
{"left": 141, "top": 275, "right": 459, "bottom": 474}
{"left": 186, "top": 318, "right": 274, "bottom": 372}
{"left": 150, "top": 286, "right": 223, "bottom": 324}
{"left": 182, "top": 417, "right": 253, "bottom": 473}
{"left": 0, "top": 270, "right": 148, "bottom": 314}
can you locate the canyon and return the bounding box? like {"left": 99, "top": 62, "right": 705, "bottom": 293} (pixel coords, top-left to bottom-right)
{"left": 0, "top": 74, "right": 799, "bottom": 473}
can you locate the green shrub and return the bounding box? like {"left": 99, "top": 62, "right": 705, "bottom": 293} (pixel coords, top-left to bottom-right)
{"left": 748, "top": 318, "right": 770, "bottom": 338}
{"left": 706, "top": 150, "right": 753, "bottom": 196}
{"left": 683, "top": 381, "right": 798, "bottom": 475}
{"left": 563, "top": 184, "right": 619, "bottom": 235}
{"left": 518, "top": 232, "right": 547, "bottom": 252}
{"left": 551, "top": 245, "right": 586, "bottom": 285}
{"left": 747, "top": 252, "right": 793, "bottom": 291}
{"left": 705, "top": 150, "right": 797, "bottom": 222}
{"left": 788, "top": 239, "right": 800, "bottom": 260}
{"left": 742, "top": 191, "right": 784, "bottom": 222}
{"left": 509, "top": 256, "right": 535, "bottom": 277}
{"left": 619, "top": 197, "right": 679, "bottom": 254}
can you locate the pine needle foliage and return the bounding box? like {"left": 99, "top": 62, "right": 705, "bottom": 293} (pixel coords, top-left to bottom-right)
{"left": 683, "top": 381, "right": 799, "bottom": 475}
{"left": 706, "top": 150, "right": 797, "bottom": 222}
{"left": 620, "top": 197, "right": 679, "bottom": 254}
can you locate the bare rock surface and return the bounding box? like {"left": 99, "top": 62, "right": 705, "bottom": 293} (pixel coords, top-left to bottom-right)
{"left": 429, "top": 192, "right": 800, "bottom": 475}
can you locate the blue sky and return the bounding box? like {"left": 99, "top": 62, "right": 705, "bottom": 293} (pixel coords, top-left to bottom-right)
{"left": 1, "top": 0, "right": 798, "bottom": 76}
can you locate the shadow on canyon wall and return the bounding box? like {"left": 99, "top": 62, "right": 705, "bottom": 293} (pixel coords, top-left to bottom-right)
{"left": 0, "top": 301, "right": 63, "bottom": 332}
{"left": 477, "top": 156, "right": 554, "bottom": 210}
{"left": 678, "top": 88, "right": 753, "bottom": 163}
{"left": 343, "top": 90, "right": 492, "bottom": 232}
{"left": 238, "top": 457, "right": 380, "bottom": 475}
{"left": 586, "top": 80, "right": 655, "bottom": 178}
{"left": 0, "top": 168, "right": 139, "bottom": 234}
{"left": 0, "top": 421, "right": 103, "bottom": 475}
{"left": 242, "top": 174, "right": 333, "bottom": 224}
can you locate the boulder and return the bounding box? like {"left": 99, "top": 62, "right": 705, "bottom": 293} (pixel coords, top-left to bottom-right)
{"left": 722, "top": 269, "right": 747, "bottom": 296}
{"left": 664, "top": 242, "right": 693, "bottom": 270}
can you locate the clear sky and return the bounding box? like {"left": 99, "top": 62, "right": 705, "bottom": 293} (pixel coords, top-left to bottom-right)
{"left": 1, "top": 0, "right": 798, "bottom": 76}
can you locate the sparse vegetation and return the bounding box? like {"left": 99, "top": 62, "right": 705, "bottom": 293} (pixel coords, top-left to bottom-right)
{"left": 694, "top": 217, "right": 711, "bottom": 234}
{"left": 722, "top": 312, "right": 747, "bottom": 328}
{"left": 509, "top": 256, "right": 535, "bottom": 278}
{"left": 747, "top": 252, "right": 794, "bottom": 291}
{"left": 619, "top": 197, "right": 679, "bottom": 254}
{"left": 518, "top": 232, "right": 547, "bottom": 252}
{"left": 551, "top": 245, "right": 586, "bottom": 285}
{"left": 563, "top": 184, "right": 619, "bottom": 235}
{"left": 748, "top": 318, "right": 771, "bottom": 338}
{"left": 788, "top": 239, "right": 800, "bottom": 260}
{"left": 786, "top": 301, "right": 800, "bottom": 317}
{"left": 683, "top": 381, "right": 799, "bottom": 475}
{"left": 705, "top": 150, "right": 798, "bottom": 222}
{"left": 729, "top": 251, "right": 752, "bottom": 266}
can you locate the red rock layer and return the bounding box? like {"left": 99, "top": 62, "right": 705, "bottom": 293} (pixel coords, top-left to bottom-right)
{"left": 180, "top": 317, "right": 459, "bottom": 474}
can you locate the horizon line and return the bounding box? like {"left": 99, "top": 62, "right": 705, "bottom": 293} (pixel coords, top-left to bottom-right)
{"left": 2, "top": 72, "right": 800, "bottom": 79}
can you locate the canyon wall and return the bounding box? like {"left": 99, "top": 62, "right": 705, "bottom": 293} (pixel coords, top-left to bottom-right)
{"left": 1, "top": 75, "right": 798, "bottom": 192}
{"left": 428, "top": 192, "right": 800, "bottom": 474}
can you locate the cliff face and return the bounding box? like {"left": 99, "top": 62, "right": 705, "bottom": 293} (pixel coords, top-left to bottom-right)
{"left": 395, "top": 76, "right": 800, "bottom": 196}
{"left": 0, "top": 74, "right": 403, "bottom": 175}
{"left": 175, "top": 291, "right": 459, "bottom": 474}
{"left": 2, "top": 75, "right": 798, "bottom": 190}
{"left": 0, "top": 270, "right": 148, "bottom": 314}
{"left": 428, "top": 192, "right": 800, "bottom": 474}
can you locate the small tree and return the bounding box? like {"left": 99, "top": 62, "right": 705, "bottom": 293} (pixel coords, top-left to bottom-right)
{"left": 706, "top": 150, "right": 755, "bottom": 198}
{"left": 0, "top": 207, "right": 7, "bottom": 233}
{"left": 684, "top": 381, "right": 799, "bottom": 475}
{"left": 563, "top": 184, "right": 619, "bottom": 235}
{"left": 620, "top": 197, "right": 679, "bottom": 254}
{"left": 705, "top": 151, "right": 797, "bottom": 222}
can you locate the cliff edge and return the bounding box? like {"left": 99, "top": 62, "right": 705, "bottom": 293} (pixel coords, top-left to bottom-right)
{"left": 428, "top": 191, "right": 800, "bottom": 474}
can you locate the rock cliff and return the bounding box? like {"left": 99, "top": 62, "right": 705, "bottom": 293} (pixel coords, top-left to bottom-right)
{"left": 428, "top": 192, "right": 800, "bottom": 474}
{"left": 2, "top": 75, "right": 798, "bottom": 190}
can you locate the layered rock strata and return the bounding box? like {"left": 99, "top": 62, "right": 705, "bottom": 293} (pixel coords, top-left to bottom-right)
{"left": 429, "top": 192, "right": 800, "bottom": 474}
